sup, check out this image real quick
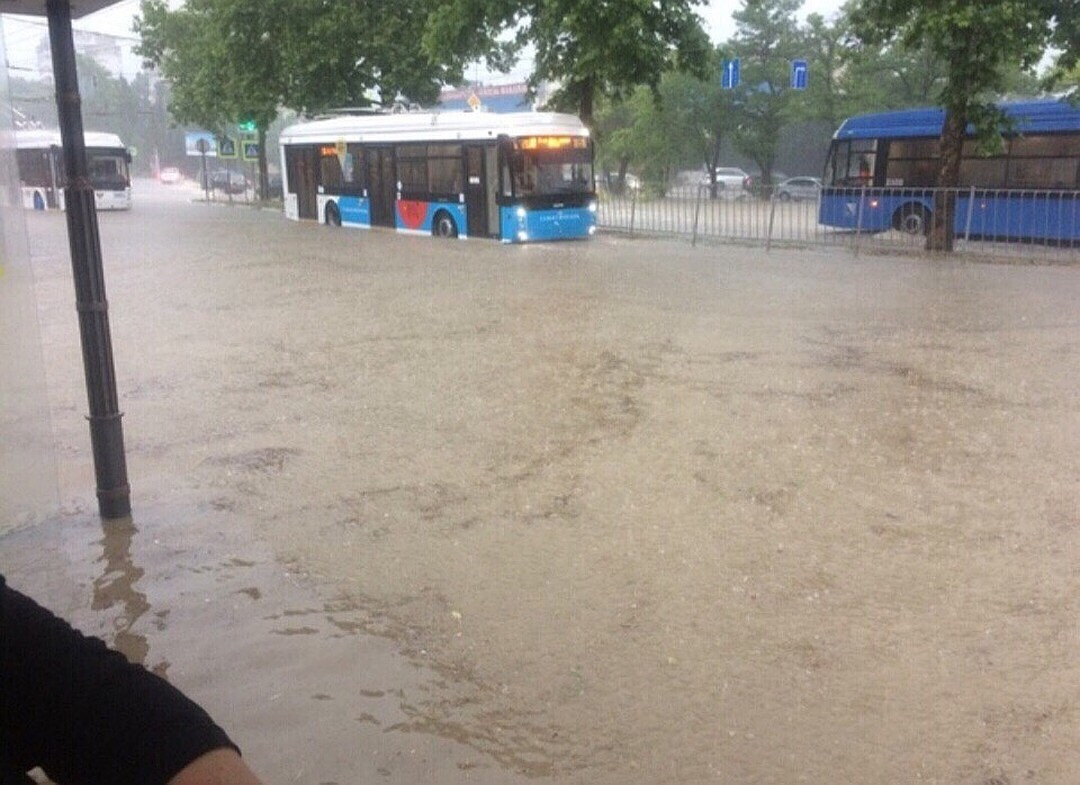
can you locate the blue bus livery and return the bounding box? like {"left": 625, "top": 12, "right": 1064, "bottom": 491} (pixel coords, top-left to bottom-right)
{"left": 819, "top": 99, "right": 1079, "bottom": 245}
{"left": 279, "top": 110, "right": 597, "bottom": 243}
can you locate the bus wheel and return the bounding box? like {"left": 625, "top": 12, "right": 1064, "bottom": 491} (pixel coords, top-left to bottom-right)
{"left": 325, "top": 202, "right": 341, "bottom": 227}
{"left": 433, "top": 211, "right": 458, "bottom": 238}
{"left": 894, "top": 204, "right": 929, "bottom": 235}
{"left": 33, "top": 191, "right": 45, "bottom": 210}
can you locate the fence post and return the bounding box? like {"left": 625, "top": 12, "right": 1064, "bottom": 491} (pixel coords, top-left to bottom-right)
{"left": 964, "top": 185, "right": 975, "bottom": 243}
{"left": 766, "top": 193, "right": 777, "bottom": 252}
{"left": 854, "top": 186, "right": 866, "bottom": 257}
{"left": 691, "top": 182, "right": 703, "bottom": 247}
{"left": 629, "top": 187, "right": 637, "bottom": 237}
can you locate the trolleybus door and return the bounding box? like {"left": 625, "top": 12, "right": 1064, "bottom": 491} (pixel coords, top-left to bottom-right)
{"left": 285, "top": 146, "right": 318, "bottom": 219}
{"left": 464, "top": 144, "right": 489, "bottom": 238}
{"left": 366, "top": 147, "right": 396, "bottom": 228}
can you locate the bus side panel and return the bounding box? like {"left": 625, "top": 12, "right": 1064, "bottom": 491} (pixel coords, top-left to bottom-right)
{"left": 819, "top": 189, "right": 928, "bottom": 233}
{"left": 500, "top": 205, "right": 596, "bottom": 242}
{"left": 395, "top": 199, "right": 467, "bottom": 236}
{"left": 338, "top": 195, "right": 371, "bottom": 227}
{"left": 963, "top": 192, "right": 1079, "bottom": 243}
{"left": 284, "top": 193, "right": 299, "bottom": 221}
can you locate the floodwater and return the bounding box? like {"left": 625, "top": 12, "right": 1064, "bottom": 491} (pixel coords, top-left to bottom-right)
{"left": 3, "top": 180, "right": 1078, "bottom": 784}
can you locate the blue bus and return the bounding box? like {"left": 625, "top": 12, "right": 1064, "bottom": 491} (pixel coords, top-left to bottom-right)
{"left": 819, "top": 99, "right": 1079, "bottom": 245}
{"left": 279, "top": 110, "right": 596, "bottom": 243}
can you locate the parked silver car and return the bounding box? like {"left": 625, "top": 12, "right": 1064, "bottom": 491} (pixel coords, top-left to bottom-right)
{"left": 775, "top": 176, "right": 822, "bottom": 202}
{"left": 701, "top": 167, "right": 752, "bottom": 199}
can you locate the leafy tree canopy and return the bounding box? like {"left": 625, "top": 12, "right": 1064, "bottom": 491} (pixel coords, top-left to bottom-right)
{"left": 422, "top": 0, "right": 711, "bottom": 127}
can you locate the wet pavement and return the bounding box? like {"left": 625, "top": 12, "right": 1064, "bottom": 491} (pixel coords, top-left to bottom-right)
{"left": 2, "top": 179, "right": 1078, "bottom": 784}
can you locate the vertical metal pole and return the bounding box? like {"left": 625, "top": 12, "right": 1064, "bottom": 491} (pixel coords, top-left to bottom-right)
{"left": 629, "top": 187, "right": 637, "bottom": 237}
{"left": 964, "top": 185, "right": 976, "bottom": 243}
{"left": 854, "top": 187, "right": 866, "bottom": 257}
{"left": 766, "top": 193, "right": 777, "bottom": 252}
{"left": 47, "top": 0, "right": 131, "bottom": 519}
{"left": 691, "top": 182, "right": 702, "bottom": 247}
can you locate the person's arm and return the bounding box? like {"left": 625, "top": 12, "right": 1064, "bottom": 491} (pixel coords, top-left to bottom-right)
{"left": 1, "top": 576, "right": 260, "bottom": 785}
{"left": 167, "top": 748, "right": 263, "bottom": 785}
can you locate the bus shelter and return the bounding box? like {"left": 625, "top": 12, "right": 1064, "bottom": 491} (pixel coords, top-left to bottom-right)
{"left": 0, "top": 0, "right": 130, "bottom": 520}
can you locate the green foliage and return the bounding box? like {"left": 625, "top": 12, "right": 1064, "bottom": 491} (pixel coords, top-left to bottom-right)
{"left": 423, "top": 0, "right": 711, "bottom": 126}
{"left": 728, "top": 0, "right": 803, "bottom": 186}
{"left": 135, "top": 0, "right": 459, "bottom": 196}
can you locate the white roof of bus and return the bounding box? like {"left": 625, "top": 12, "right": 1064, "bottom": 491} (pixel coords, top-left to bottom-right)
{"left": 279, "top": 110, "right": 589, "bottom": 145}
{"left": 14, "top": 129, "right": 126, "bottom": 149}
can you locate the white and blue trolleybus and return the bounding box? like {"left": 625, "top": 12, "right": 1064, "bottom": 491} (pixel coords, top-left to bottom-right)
{"left": 15, "top": 129, "right": 132, "bottom": 211}
{"left": 279, "top": 110, "right": 597, "bottom": 242}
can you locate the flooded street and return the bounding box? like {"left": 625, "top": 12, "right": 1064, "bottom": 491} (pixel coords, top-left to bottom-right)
{"left": 3, "top": 180, "right": 1078, "bottom": 784}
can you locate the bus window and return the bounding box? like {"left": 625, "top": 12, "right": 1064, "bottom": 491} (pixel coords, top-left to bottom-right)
{"left": 826, "top": 140, "right": 878, "bottom": 186}
{"left": 427, "top": 144, "right": 463, "bottom": 196}
{"left": 318, "top": 149, "right": 343, "bottom": 192}
{"left": 87, "top": 153, "right": 129, "bottom": 190}
{"left": 1007, "top": 134, "right": 1080, "bottom": 189}
{"left": 511, "top": 146, "right": 593, "bottom": 197}
{"left": 345, "top": 144, "right": 366, "bottom": 193}
{"left": 846, "top": 140, "right": 877, "bottom": 186}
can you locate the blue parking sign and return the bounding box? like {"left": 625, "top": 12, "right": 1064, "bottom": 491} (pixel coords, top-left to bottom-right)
{"left": 721, "top": 58, "right": 740, "bottom": 90}
{"left": 791, "top": 59, "right": 808, "bottom": 90}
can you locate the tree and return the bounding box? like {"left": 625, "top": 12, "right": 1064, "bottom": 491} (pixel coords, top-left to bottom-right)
{"left": 422, "top": 0, "right": 711, "bottom": 128}
{"left": 851, "top": 0, "right": 1078, "bottom": 251}
{"left": 728, "top": 0, "right": 804, "bottom": 191}
{"left": 136, "top": 0, "right": 458, "bottom": 199}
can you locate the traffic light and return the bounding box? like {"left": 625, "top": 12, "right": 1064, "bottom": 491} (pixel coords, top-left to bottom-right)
{"left": 238, "top": 119, "right": 257, "bottom": 133}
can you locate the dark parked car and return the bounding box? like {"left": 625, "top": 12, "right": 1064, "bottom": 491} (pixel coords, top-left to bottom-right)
{"left": 208, "top": 169, "right": 248, "bottom": 194}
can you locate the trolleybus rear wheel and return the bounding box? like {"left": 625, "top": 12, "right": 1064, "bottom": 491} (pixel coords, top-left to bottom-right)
{"left": 433, "top": 211, "right": 458, "bottom": 238}
{"left": 894, "top": 204, "right": 929, "bottom": 235}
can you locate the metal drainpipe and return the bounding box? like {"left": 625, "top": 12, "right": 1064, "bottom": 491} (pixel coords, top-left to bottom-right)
{"left": 47, "top": 0, "right": 131, "bottom": 519}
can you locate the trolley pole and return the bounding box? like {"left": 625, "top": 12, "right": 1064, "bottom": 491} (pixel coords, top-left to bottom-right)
{"left": 47, "top": 0, "right": 131, "bottom": 519}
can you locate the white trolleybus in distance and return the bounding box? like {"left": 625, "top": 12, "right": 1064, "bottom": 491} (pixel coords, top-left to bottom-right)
{"left": 15, "top": 130, "right": 133, "bottom": 211}
{"left": 279, "top": 110, "right": 597, "bottom": 242}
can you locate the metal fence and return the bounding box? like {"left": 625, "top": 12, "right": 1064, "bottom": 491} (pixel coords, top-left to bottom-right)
{"left": 597, "top": 185, "right": 1080, "bottom": 262}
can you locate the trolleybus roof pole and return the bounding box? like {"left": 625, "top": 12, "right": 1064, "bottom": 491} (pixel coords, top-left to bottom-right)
{"left": 46, "top": 0, "right": 131, "bottom": 519}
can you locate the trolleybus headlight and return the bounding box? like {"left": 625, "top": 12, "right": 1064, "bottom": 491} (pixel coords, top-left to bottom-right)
{"left": 588, "top": 201, "right": 597, "bottom": 212}
{"left": 517, "top": 230, "right": 529, "bottom": 242}
{"left": 516, "top": 206, "right": 527, "bottom": 219}
{"left": 588, "top": 226, "right": 597, "bottom": 235}
{"left": 869, "top": 199, "right": 880, "bottom": 208}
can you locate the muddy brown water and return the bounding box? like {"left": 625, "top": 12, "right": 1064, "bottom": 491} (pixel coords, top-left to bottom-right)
{"left": 3, "top": 181, "right": 1078, "bottom": 784}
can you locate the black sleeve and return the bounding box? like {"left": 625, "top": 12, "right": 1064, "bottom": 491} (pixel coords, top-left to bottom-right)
{"left": 1, "top": 575, "right": 238, "bottom": 785}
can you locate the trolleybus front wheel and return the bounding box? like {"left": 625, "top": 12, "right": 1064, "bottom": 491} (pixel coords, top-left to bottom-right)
{"left": 325, "top": 201, "right": 341, "bottom": 227}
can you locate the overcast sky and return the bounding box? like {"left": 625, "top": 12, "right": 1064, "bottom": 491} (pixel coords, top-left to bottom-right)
{"left": 3, "top": 0, "right": 848, "bottom": 80}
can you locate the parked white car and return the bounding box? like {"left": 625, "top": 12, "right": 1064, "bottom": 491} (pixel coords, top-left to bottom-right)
{"left": 775, "top": 176, "right": 822, "bottom": 201}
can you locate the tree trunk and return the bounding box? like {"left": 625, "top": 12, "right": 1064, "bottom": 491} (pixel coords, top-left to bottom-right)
{"left": 616, "top": 156, "right": 630, "bottom": 196}
{"left": 708, "top": 131, "right": 722, "bottom": 200}
{"left": 257, "top": 126, "right": 269, "bottom": 203}
{"left": 578, "top": 76, "right": 595, "bottom": 129}
{"left": 928, "top": 108, "right": 964, "bottom": 252}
